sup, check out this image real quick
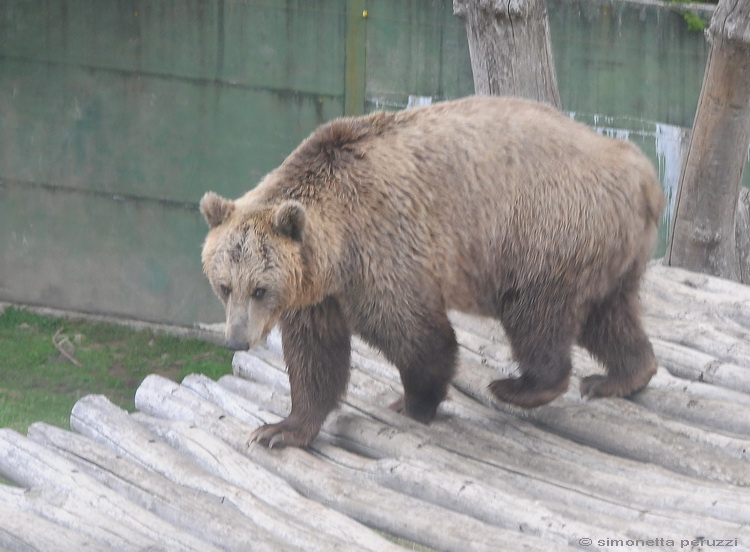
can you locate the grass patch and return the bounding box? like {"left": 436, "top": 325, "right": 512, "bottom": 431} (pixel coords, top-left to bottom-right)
{"left": 0, "top": 306, "right": 233, "bottom": 433}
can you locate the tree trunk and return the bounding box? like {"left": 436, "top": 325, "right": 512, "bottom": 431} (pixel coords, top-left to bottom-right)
{"left": 453, "top": 0, "right": 560, "bottom": 107}
{"left": 665, "top": 0, "right": 750, "bottom": 283}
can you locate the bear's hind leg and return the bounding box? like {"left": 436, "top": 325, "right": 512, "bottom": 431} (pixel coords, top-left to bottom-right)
{"left": 578, "top": 286, "right": 657, "bottom": 399}
{"left": 368, "top": 310, "right": 458, "bottom": 424}
{"left": 490, "top": 292, "right": 574, "bottom": 408}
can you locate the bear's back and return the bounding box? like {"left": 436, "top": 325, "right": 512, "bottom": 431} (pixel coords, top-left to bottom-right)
{"left": 252, "top": 96, "right": 662, "bottom": 313}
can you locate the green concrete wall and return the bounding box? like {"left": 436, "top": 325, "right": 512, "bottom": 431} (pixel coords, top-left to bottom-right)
{"left": 0, "top": 0, "right": 712, "bottom": 326}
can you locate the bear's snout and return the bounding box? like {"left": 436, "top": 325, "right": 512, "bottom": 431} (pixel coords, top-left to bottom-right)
{"left": 225, "top": 337, "right": 249, "bottom": 351}
{"left": 224, "top": 313, "right": 271, "bottom": 351}
{"left": 225, "top": 321, "right": 250, "bottom": 351}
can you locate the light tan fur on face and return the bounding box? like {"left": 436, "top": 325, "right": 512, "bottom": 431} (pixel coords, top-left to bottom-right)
{"left": 200, "top": 198, "right": 308, "bottom": 350}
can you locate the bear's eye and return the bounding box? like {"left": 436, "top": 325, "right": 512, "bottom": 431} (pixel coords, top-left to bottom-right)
{"left": 251, "top": 287, "right": 266, "bottom": 300}
{"left": 219, "top": 285, "right": 231, "bottom": 299}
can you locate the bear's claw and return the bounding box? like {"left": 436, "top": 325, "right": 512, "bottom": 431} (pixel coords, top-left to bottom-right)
{"left": 249, "top": 419, "right": 318, "bottom": 449}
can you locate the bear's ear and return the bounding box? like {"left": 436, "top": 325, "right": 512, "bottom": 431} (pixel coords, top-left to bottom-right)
{"left": 200, "top": 192, "right": 235, "bottom": 229}
{"left": 272, "top": 200, "right": 306, "bottom": 242}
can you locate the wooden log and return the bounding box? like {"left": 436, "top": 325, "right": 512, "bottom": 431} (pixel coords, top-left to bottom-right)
{"left": 181, "top": 374, "right": 587, "bottom": 551}
{"left": 242, "top": 317, "right": 750, "bottom": 482}
{"left": 641, "top": 364, "right": 750, "bottom": 407}
{"left": 651, "top": 322, "right": 750, "bottom": 368}
{"left": 437, "top": 407, "right": 749, "bottom": 526}
{"left": 452, "top": 308, "right": 750, "bottom": 389}
{"left": 447, "top": 312, "right": 750, "bottom": 442}
{"left": 651, "top": 339, "right": 750, "bottom": 393}
{"left": 232, "top": 335, "right": 750, "bottom": 495}
{"left": 628, "top": 386, "right": 750, "bottom": 437}
{"left": 129, "top": 413, "right": 403, "bottom": 552}
{"left": 28, "top": 420, "right": 315, "bottom": 552}
{"left": 455, "top": 340, "right": 750, "bottom": 459}
{"left": 644, "top": 264, "right": 750, "bottom": 319}
{"left": 449, "top": 277, "right": 750, "bottom": 379}
{"left": 222, "top": 365, "right": 750, "bottom": 532}
{"left": 0, "top": 429, "right": 222, "bottom": 552}
{"left": 337, "top": 397, "right": 750, "bottom": 529}
{"left": 453, "top": 314, "right": 750, "bottom": 407}
{"left": 135, "top": 374, "right": 572, "bottom": 552}
{"left": 449, "top": 358, "right": 750, "bottom": 486}
{"left": 0, "top": 485, "right": 112, "bottom": 552}
{"left": 66, "top": 395, "right": 362, "bottom": 552}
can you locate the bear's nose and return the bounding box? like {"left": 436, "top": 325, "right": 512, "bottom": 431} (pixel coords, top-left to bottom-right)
{"left": 225, "top": 338, "right": 249, "bottom": 351}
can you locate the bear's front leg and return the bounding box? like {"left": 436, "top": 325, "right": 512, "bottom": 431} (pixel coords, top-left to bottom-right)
{"left": 250, "top": 297, "right": 351, "bottom": 449}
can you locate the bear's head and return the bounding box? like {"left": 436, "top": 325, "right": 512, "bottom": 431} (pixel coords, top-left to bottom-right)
{"left": 200, "top": 191, "right": 307, "bottom": 351}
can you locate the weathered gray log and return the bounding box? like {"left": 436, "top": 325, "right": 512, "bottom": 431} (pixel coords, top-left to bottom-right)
{"left": 294, "top": 331, "right": 750, "bottom": 483}
{"left": 228, "top": 362, "right": 750, "bottom": 532}
{"left": 0, "top": 486, "right": 111, "bottom": 552}
{"left": 135, "top": 374, "right": 573, "bottom": 552}
{"left": 27, "top": 420, "right": 314, "bottom": 552}
{"left": 650, "top": 322, "right": 750, "bottom": 369}
{"left": 449, "top": 354, "right": 750, "bottom": 485}
{"left": 66, "top": 395, "right": 364, "bottom": 552}
{"left": 0, "top": 485, "right": 116, "bottom": 552}
{"left": 651, "top": 339, "right": 750, "bottom": 392}
{"left": 129, "top": 413, "right": 403, "bottom": 552}
{"left": 200, "top": 374, "right": 633, "bottom": 545}
{"left": 643, "top": 265, "right": 750, "bottom": 328}
{"left": 629, "top": 385, "right": 750, "bottom": 437}
{"left": 0, "top": 429, "right": 222, "bottom": 552}
{"left": 211, "top": 372, "right": 687, "bottom": 551}
{"left": 176, "top": 374, "right": 584, "bottom": 552}
{"left": 644, "top": 367, "right": 750, "bottom": 407}
{"left": 452, "top": 323, "right": 750, "bottom": 451}
{"left": 240, "top": 273, "right": 750, "bottom": 481}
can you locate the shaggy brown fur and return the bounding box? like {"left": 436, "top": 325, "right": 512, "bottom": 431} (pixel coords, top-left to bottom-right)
{"left": 200, "top": 96, "right": 665, "bottom": 448}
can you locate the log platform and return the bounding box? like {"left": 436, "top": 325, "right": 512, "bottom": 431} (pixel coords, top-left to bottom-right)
{"left": 1, "top": 263, "right": 749, "bottom": 551}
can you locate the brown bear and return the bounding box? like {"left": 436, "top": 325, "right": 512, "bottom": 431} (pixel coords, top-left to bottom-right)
{"left": 200, "top": 96, "right": 665, "bottom": 448}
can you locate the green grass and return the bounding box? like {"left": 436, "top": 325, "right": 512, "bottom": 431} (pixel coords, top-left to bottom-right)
{"left": 0, "top": 306, "right": 233, "bottom": 433}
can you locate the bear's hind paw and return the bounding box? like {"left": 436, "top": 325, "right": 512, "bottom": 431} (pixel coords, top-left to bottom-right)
{"left": 388, "top": 395, "right": 439, "bottom": 424}
{"left": 489, "top": 376, "right": 568, "bottom": 408}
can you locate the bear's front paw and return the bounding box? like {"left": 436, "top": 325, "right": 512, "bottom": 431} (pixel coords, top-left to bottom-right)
{"left": 249, "top": 418, "right": 319, "bottom": 449}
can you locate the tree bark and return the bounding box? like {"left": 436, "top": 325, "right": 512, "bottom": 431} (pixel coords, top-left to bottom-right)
{"left": 453, "top": 0, "right": 561, "bottom": 107}
{"left": 665, "top": 0, "right": 750, "bottom": 283}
